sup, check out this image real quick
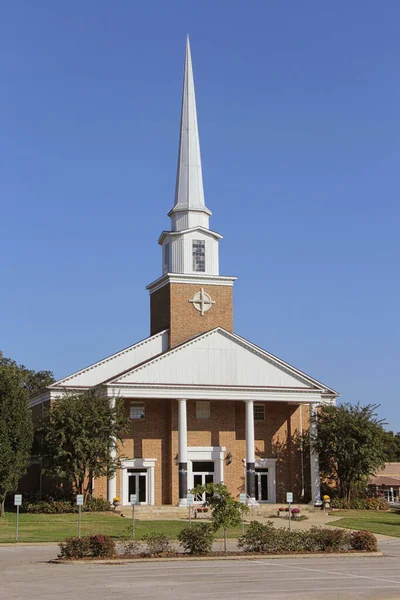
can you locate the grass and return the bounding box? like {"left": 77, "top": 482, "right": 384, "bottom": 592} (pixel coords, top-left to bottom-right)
{"left": 330, "top": 509, "right": 400, "bottom": 537}
{"left": 0, "top": 511, "right": 246, "bottom": 543}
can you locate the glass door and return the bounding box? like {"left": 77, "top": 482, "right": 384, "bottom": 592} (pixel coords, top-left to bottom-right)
{"left": 255, "top": 468, "right": 269, "bottom": 502}
{"left": 128, "top": 469, "right": 147, "bottom": 504}
{"left": 192, "top": 461, "right": 214, "bottom": 503}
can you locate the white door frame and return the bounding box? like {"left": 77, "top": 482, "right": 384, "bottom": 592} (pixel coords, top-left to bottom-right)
{"left": 121, "top": 458, "right": 157, "bottom": 505}
{"left": 187, "top": 446, "right": 226, "bottom": 497}
{"left": 252, "top": 458, "right": 277, "bottom": 503}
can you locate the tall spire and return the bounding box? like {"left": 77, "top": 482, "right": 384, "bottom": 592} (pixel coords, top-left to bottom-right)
{"left": 170, "top": 36, "right": 211, "bottom": 217}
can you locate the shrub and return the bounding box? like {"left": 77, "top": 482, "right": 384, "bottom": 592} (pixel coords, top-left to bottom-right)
{"left": 330, "top": 497, "right": 389, "bottom": 511}
{"left": 58, "top": 535, "right": 115, "bottom": 559}
{"left": 238, "top": 521, "right": 375, "bottom": 554}
{"left": 58, "top": 537, "right": 92, "bottom": 559}
{"left": 120, "top": 540, "right": 141, "bottom": 556}
{"left": 178, "top": 524, "right": 215, "bottom": 555}
{"left": 350, "top": 530, "right": 378, "bottom": 552}
{"left": 143, "top": 533, "right": 172, "bottom": 556}
{"left": 85, "top": 497, "right": 112, "bottom": 512}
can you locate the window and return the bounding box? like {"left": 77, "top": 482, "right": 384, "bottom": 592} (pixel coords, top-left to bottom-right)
{"left": 163, "top": 242, "right": 170, "bottom": 274}
{"left": 196, "top": 401, "right": 210, "bottom": 419}
{"left": 192, "top": 240, "right": 205, "bottom": 272}
{"left": 254, "top": 404, "right": 265, "bottom": 421}
{"left": 130, "top": 402, "right": 145, "bottom": 419}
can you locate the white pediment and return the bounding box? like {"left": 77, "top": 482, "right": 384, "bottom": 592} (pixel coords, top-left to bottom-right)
{"left": 109, "top": 328, "right": 332, "bottom": 392}
{"left": 50, "top": 330, "right": 169, "bottom": 388}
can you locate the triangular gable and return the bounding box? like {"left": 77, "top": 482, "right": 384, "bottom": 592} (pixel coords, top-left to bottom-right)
{"left": 109, "top": 328, "right": 336, "bottom": 393}
{"left": 50, "top": 330, "right": 169, "bottom": 388}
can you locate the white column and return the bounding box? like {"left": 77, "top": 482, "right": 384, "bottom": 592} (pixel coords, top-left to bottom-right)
{"left": 107, "top": 397, "right": 117, "bottom": 504}
{"left": 178, "top": 399, "right": 188, "bottom": 506}
{"left": 309, "top": 403, "right": 321, "bottom": 505}
{"left": 245, "top": 400, "right": 256, "bottom": 498}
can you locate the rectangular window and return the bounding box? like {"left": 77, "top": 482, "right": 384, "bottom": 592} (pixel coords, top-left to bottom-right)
{"left": 254, "top": 404, "right": 265, "bottom": 421}
{"left": 163, "top": 242, "right": 170, "bottom": 274}
{"left": 130, "top": 402, "right": 145, "bottom": 420}
{"left": 192, "top": 240, "right": 205, "bottom": 272}
{"left": 196, "top": 401, "right": 210, "bottom": 419}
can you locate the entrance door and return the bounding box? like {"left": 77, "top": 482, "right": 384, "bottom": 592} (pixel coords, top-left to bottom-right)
{"left": 128, "top": 468, "right": 147, "bottom": 504}
{"left": 255, "top": 468, "right": 269, "bottom": 502}
{"left": 192, "top": 461, "right": 214, "bottom": 503}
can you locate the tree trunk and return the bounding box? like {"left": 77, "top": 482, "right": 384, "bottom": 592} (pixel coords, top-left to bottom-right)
{"left": 224, "top": 527, "right": 227, "bottom": 553}
{"left": 0, "top": 497, "right": 5, "bottom": 518}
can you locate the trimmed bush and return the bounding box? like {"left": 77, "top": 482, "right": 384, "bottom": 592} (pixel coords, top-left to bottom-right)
{"left": 330, "top": 497, "right": 389, "bottom": 511}
{"left": 238, "top": 521, "right": 376, "bottom": 554}
{"left": 350, "top": 530, "right": 378, "bottom": 552}
{"left": 143, "top": 533, "right": 172, "bottom": 556}
{"left": 58, "top": 535, "right": 115, "bottom": 559}
{"left": 25, "top": 496, "right": 112, "bottom": 514}
{"left": 178, "top": 524, "right": 215, "bottom": 555}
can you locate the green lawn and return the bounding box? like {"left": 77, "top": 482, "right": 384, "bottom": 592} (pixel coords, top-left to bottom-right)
{"left": 0, "top": 512, "right": 246, "bottom": 543}
{"left": 330, "top": 510, "right": 400, "bottom": 537}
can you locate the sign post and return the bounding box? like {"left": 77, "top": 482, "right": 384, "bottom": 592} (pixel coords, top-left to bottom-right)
{"left": 286, "top": 492, "right": 293, "bottom": 531}
{"left": 76, "top": 494, "right": 84, "bottom": 538}
{"left": 130, "top": 494, "right": 137, "bottom": 538}
{"left": 14, "top": 495, "right": 22, "bottom": 542}
{"left": 239, "top": 493, "right": 247, "bottom": 536}
{"left": 187, "top": 493, "right": 194, "bottom": 525}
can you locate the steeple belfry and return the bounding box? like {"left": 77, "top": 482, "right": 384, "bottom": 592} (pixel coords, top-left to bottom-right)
{"left": 147, "top": 37, "right": 236, "bottom": 348}
{"left": 170, "top": 36, "right": 211, "bottom": 228}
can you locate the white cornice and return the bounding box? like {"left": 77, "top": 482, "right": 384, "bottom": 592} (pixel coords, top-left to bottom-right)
{"left": 147, "top": 273, "right": 237, "bottom": 294}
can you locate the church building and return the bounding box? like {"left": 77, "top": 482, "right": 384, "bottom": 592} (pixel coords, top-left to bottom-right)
{"left": 30, "top": 38, "right": 338, "bottom": 507}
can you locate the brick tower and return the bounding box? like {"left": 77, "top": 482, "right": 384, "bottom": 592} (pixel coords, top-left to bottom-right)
{"left": 147, "top": 37, "right": 236, "bottom": 349}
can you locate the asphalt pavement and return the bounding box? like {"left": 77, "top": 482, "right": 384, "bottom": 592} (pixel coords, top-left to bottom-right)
{"left": 2, "top": 538, "right": 400, "bottom": 599}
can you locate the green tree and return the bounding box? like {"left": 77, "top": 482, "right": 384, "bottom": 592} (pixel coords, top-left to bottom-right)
{"left": 382, "top": 430, "right": 400, "bottom": 462}
{"left": 313, "top": 402, "right": 388, "bottom": 501}
{"left": 39, "top": 388, "right": 128, "bottom": 502}
{"left": 191, "top": 482, "right": 247, "bottom": 552}
{"left": 0, "top": 351, "right": 51, "bottom": 516}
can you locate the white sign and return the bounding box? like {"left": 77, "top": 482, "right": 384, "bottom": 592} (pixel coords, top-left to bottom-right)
{"left": 76, "top": 494, "right": 84, "bottom": 506}
{"left": 186, "top": 493, "right": 194, "bottom": 506}
{"left": 130, "top": 494, "right": 137, "bottom": 505}
{"left": 239, "top": 493, "right": 247, "bottom": 504}
{"left": 14, "top": 494, "right": 22, "bottom": 506}
{"left": 286, "top": 492, "right": 293, "bottom": 503}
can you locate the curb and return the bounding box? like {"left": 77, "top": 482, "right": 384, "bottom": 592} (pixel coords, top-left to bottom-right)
{"left": 51, "top": 551, "right": 383, "bottom": 565}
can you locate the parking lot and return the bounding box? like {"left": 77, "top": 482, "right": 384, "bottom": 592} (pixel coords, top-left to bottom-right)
{"left": 2, "top": 539, "right": 400, "bottom": 599}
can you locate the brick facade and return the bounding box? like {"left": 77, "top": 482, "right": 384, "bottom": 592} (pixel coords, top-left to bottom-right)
{"left": 150, "top": 281, "right": 234, "bottom": 348}
{"left": 91, "top": 399, "right": 311, "bottom": 505}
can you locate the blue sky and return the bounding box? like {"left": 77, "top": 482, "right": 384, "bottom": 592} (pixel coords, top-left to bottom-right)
{"left": 1, "top": 2, "right": 399, "bottom": 428}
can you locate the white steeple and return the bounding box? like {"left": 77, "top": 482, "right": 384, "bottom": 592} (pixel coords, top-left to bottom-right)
{"left": 169, "top": 36, "right": 211, "bottom": 231}
{"left": 158, "top": 37, "right": 222, "bottom": 276}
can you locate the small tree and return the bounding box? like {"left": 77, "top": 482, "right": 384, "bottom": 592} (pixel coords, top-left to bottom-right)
{"left": 0, "top": 352, "right": 50, "bottom": 516}
{"left": 191, "top": 482, "right": 247, "bottom": 552}
{"left": 39, "top": 388, "right": 128, "bottom": 502}
{"left": 313, "top": 402, "right": 388, "bottom": 501}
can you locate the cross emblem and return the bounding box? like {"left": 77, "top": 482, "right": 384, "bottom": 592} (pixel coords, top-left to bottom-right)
{"left": 189, "top": 288, "right": 215, "bottom": 316}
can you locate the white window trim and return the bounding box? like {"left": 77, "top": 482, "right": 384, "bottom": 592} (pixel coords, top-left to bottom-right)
{"left": 120, "top": 458, "right": 157, "bottom": 506}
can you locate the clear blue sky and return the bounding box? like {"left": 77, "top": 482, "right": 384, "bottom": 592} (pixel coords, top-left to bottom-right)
{"left": 1, "top": 2, "right": 399, "bottom": 428}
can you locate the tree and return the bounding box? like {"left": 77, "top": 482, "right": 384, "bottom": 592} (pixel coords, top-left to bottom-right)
{"left": 191, "top": 482, "right": 247, "bottom": 552}
{"left": 382, "top": 430, "right": 400, "bottom": 462}
{"left": 39, "top": 388, "right": 128, "bottom": 502}
{"left": 0, "top": 352, "right": 50, "bottom": 516}
{"left": 313, "top": 402, "right": 388, "bottom": 501}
